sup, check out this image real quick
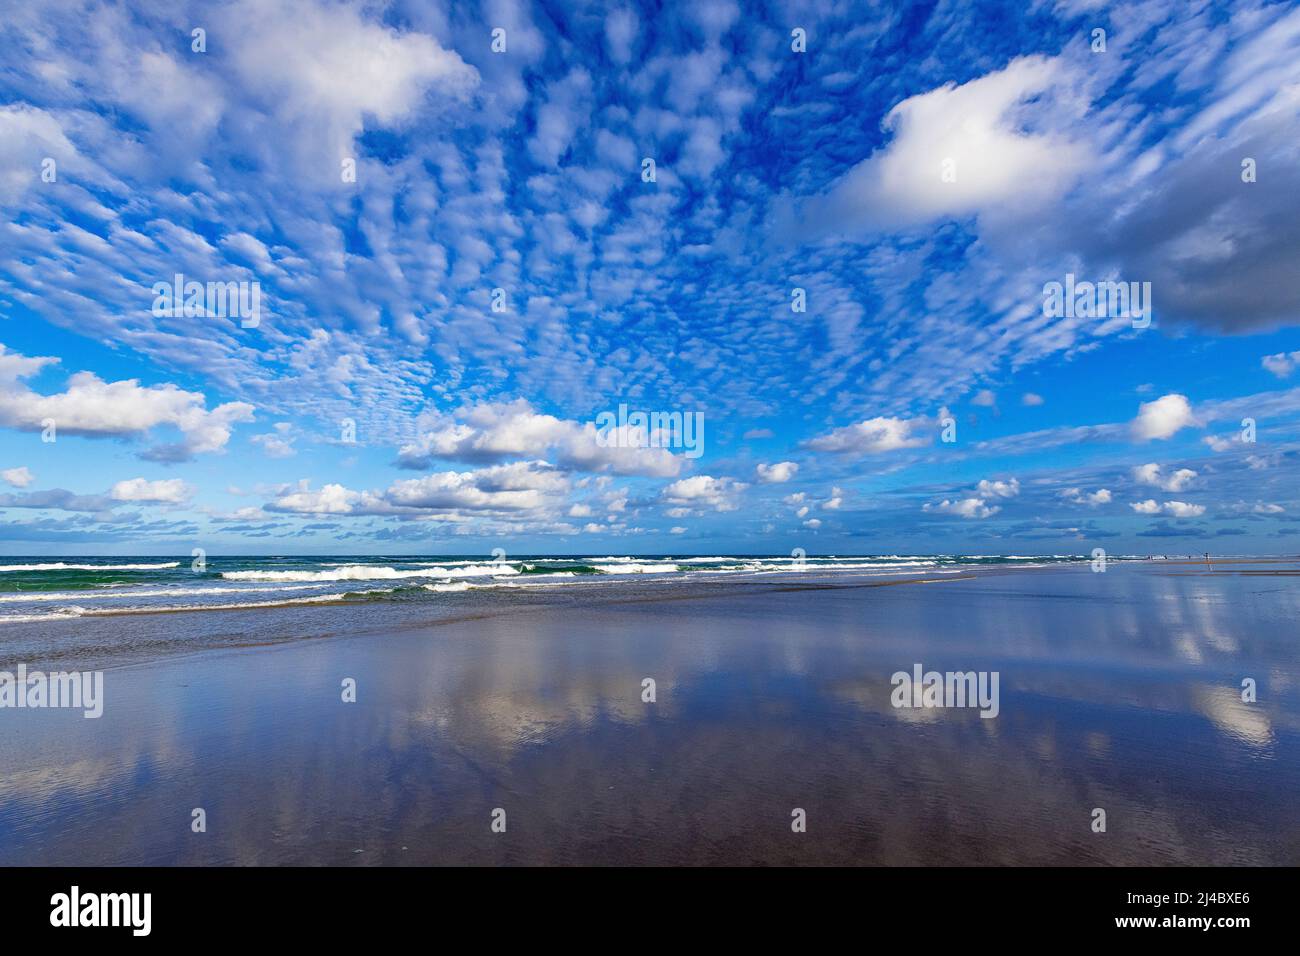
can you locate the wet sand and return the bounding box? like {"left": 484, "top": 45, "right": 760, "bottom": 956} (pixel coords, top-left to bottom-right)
{"left": 1, "top": 563, "right": 1297, "bottom": 865}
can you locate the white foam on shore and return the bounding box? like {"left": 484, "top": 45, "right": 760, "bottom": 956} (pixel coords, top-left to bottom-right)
{"left": 0, "top": 590, "right": 383, "bottom": 623}
{"left": 0, "top": 608, "right": 91, "bottom": 624}
{"left": 0, "top": 583, "right": 333, "bottom": 603}
{"left": 751, "top": 560, "right": 938, "bottom": 573}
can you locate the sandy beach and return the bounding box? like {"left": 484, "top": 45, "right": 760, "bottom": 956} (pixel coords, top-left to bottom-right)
{"left": 1, "top": 560, "right": 1296, "bottom": 866}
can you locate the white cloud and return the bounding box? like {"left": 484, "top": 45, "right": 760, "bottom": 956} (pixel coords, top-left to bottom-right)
{"left": 270, "top": 482, "right": 362, "bottom": 515}
{"left": 971, "top": 389, "right": 997, "bottom": 407}
{"left": 794, "top": 56, "right": 1087, "bottom": 235}
{"left": 806, "top": 416, "right": 929, "bottom": 454}
{"left": 1060, "top": 487, "right": 1111, "bottom": 506}
{"left": 1133, "top": 463, "right": 1197, "bottom": 492}
{"left": 1021, "top": 392, "right": 1044, "bottom": 406}
{"left": 251, "top": 423, "right": 296, "bottom": 458}
{"left": 924, "top": 497, "right": 1000, "bottom": 519}
{"left": 110, "top": 477, "right": 195, "bottom": 504}
{"left": 661, "top": 475, "right": 746, "bottom": 511}
{"left": 669, "top": 526, "right": 686, "bottom": 534}
{"left": 0, "top": 345, "right": 253, "bottom": 458}
{"left": 1130, "top": 499, "right": 1205, "bottom": 518}
{"left": 605, "top": 9, "right": 639, "bottom": 65}
{"left": 212, "top": 506, "right": 269, "bottom": 522}
{"left": 392, "top": 461, "right": 567, "bottom": 507}
{"left": 1, "top": 466, "right": 33, "bottom": 488}
{"left": 976, "top": 478, "right": 1020, "bottom": 499}
{"left": 1131, "top": 393, "right": 1197, "bottom": 441}
{"left": 224, "top": 0, "right": 477, "bottom": 170}
{"left": 756, "top": 461, "right": 798, "bottom": 483}
{"left": 528, "top": 68, "right": 592, "bottom": 168}
{"left": 266, "top": 461, "right": 570, "bottom": 517}
{"left": 925, "top": 475, "right": 1017, "bottom": 518}
{"left": 1202, "top": 434, "right": 1236, "bottom": 452}
{"left": 397, "top": 400, "right": 683, "bottom": 477}
{"left": 1262, "top": 351, "right": 1300, "bottom": 378}
{"left": 0, "top": 104, "right": 90, "bottom": 202}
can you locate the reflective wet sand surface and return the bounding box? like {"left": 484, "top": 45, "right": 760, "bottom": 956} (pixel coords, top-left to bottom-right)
{"left": 1, "top": 563, "right": 1297, "bottom": 865}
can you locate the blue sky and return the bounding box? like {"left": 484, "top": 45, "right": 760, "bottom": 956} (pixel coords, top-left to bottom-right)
{"left": 1, "top": 0, "right": 1298, "bottom": 555}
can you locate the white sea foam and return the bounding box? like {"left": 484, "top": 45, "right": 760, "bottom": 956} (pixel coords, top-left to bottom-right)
{"left": 592, "top": 563, "right": 680, "bottom": 574}
{"left": 221, "top": 563, "right": 519, "bottom": 582}
{"left": 0, "top": 584, "right": 332, "bottom": 603}
{"left": 0, "top": 591, "right": 372, "bottom": 623}
{"left": 0, "top": 608, "right": 91, "bottom": 623}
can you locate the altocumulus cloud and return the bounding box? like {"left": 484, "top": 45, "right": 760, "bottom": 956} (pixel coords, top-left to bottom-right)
{"left": 0, "top": 0, "right": 1297, "bottom": 552}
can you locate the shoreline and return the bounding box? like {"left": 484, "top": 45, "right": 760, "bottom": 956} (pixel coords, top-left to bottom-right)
{"left": 6, "top": 557, "right": 1300, "bottom": 673}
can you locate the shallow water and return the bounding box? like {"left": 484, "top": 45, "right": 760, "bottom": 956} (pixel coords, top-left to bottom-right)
{"left": 0, "top": 562, "right": 1296, "bottom": 865}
